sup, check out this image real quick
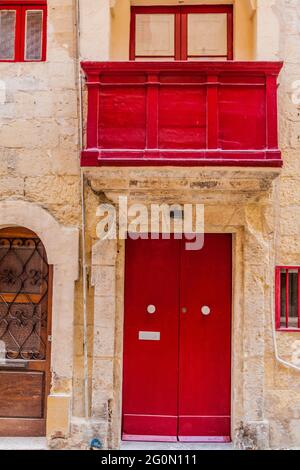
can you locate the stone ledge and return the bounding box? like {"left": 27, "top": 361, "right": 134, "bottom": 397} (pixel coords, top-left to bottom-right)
{"left": 85, "top": 167, "right": 281, "bottom": 195}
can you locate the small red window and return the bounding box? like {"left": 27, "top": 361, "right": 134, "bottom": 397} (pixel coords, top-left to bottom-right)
{"left": 276, "top": 267, "right": 300, "bottom": 331}
{"left": 0, "top": 1, "right": 47, "bottom": 62}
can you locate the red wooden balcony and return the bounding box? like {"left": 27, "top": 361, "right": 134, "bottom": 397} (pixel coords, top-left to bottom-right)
{"left": 81, "top": 61, "right": 283, "bottom": 167}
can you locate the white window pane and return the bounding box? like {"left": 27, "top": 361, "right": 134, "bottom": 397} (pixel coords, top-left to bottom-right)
{"left": 136, "top": 14, "right": 174, "bottom": 57}
{"left": 25, "top": 10, "right": 43, "bottom": 61}
{"left": 188, "top": 13, "right": 227, "bottom": 57}
{"left": 0, "top": 10, "right": 16, "bottom": 60}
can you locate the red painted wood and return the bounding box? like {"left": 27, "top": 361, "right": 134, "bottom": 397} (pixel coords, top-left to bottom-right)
{"left": 19, "top": 5, "right": 26, "bottom": 62}
{"left": 0, "top": 2, "right": 47, "bottom": 62}
{"left": 122, "top": 237, "right": 181, "bottom": 439}
{"left": 227, "top": 10, "right": 234, "bottom": 61}
{"left": 122, "top": 235, "right": 232, "bottom": 442}
{"left": 41, "top": 2, "right": 47, "bottom": 61}
{"left": 180, "top": 12, "right": 187, "bottom": 61}
{"left": 286, "top": 268, "right": 289, "bottom": 329}
{"left": 266, "top": 75, "right": 279, "bottom": 149}
{"left": 158, "top": 79, "right": 206, "bottom": 150}
{"left": 175, "top": 12, "right": 181, "bottom": 61}
{"left": 81, "top": 61, "right": 283, "bottom": 167}
{"left": 207, "top": 75, "right": 219, "bottom": 149}
{"left": 178, "top": 234, "right": 232, "bottom": 441}
{"left": 275, "top": 266, "right": 281, "bottom": 330}
{"left": 0, "top": 0, "right": 46, "bottom": 4}
{"left": 86, "top": 72, "right": 99, "bottom": 149}
{"left": 81, "top": 152, "right": 282, "bottom": 167}
{"left": 298, "top": 269, "right": 300, "bottom": 330}
{"left": 129, "top": 6, "right": 135, "bottom": 61}
{"left": 146, "top": 73, "right": 159, "bottom": 149}
{"left": 218, "top": 73, "right": 266, "bottom": 150}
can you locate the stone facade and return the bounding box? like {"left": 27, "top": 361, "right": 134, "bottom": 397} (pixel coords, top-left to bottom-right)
{"left": 0, "top": 0, "right": 300, "bottom": 450}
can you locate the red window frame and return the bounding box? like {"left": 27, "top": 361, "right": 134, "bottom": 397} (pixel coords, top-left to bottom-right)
{"left": 0, "top": 0, "right": 47, "bottom": 62}
{"left": 130, "top": 5, "right": 233, "bottom": 61}
{"left": 275, "top": 266, "right": 300, "bottom": 332}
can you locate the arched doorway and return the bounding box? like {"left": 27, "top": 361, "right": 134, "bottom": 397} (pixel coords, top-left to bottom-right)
{"left": 0, "top": 227, "right": 52, "bottom": 436}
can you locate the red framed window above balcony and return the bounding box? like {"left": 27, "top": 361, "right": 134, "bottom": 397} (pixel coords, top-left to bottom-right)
{"left": 130, "top": 5, "right": 233, "bottom": 61}
{"left": 0, "top": 0, "right": 47, "bottom": 62}
{"left": 276, "top": 267, "right": 300, "bottom": 331}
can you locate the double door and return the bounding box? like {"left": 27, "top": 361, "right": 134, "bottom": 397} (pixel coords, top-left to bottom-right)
{"left": 122, "top": 234, "right": 232, "bottom": 442}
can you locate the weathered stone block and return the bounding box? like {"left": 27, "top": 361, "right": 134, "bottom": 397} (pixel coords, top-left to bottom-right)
{"left": 92, "top": 239, "right": 118, "bottom": 266}
{"left": 94, "top": 326, "right": 115, "bottom": 358}
{"left": 93, "top": 296, "right": 116, "bottom": 329}
{"left": 92, "top": 266, "right": 116, "bottom": 297}
{"left": 46, "top": 394, "right": 71, "bottom": 440}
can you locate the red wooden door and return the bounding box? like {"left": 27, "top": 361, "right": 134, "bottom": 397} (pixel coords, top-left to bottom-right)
{"left": 178, "top": 234, "right": 232, "bottom": 442}
{"left": 122, "top": 237, "right": 181, "bottom": 441}
{"left": 122, "top": 234, "right": 232, "bottom": 442}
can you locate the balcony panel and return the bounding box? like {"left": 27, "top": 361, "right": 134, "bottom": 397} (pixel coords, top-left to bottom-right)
{"left": 158, "top": 86, "right": 207, "bottom": 149}
{"left": 218, "top": 85, "right": 266, "bottom": 150}
{"left": 99, "top": 87, "right": 146, "bottom": 149}
{"left": 81, "top": 61, "right": 283, "bottom": 167}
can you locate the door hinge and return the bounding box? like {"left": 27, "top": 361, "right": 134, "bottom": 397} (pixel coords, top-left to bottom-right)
{"left": 48, "top": 335, "right": 52, "bottom": 343}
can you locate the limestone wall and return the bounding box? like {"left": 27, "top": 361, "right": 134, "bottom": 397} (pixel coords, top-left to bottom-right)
{"left": 264, "top": 0, "right": 300, "bottom": 449}
{"left": 0, "top": 0, "right": 80, "bottom": 222}
{"left": 0, "top": 0, "right": 84, "bottom": 442}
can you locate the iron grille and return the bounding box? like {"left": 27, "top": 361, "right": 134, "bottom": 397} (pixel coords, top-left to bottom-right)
{"left": 0, "top": 235, "right": 49, "bottom": 360}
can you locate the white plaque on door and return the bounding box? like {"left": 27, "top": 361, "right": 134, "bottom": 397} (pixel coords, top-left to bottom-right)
{"left": 139, "top": 331, "right": 161, "bottom": 341}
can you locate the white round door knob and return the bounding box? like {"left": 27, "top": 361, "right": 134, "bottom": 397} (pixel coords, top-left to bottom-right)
{"left": 201, "top": 306, "right": 211, "bottom": 316}
{"left": 147, "top": 305, "right": 156, "bottom": 314}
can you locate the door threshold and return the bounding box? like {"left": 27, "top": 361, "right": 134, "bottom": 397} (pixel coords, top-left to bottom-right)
{"left": 120, "top": 441, "right": 233, "bottom": 451}
{"left": 0, "top": 437, "right": 48, "bottom": 450}
{"left": 122, "top": 434, "right": 231, "bottom": 444}
{"left": 122, "top": 434, "right": 178, "bottom": 442}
